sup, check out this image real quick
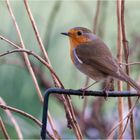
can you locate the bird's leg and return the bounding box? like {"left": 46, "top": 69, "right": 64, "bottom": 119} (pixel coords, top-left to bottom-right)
{"left": 103, "top": 78, "right": 114, "bottom": 100}
{"left": 103, "top": 88, "right": 109, "bottom": 100}
{"left": 80, "top": 81, "right": 98, "bottom": 99}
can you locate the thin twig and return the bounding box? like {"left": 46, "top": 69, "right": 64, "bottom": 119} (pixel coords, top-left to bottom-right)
{"left": 2, "top": 11, "right": 61, "bottom": 139}
{"left": 5, "top": 1, "right": 60, "bottom": 138}
{"left": 5, "top": 0, "right": 83, "bottom": 138}
{"left": 3, "top": 7, "right": 58, "bottom": 138}
{"left": 0, "top": 48, "right": 82, "bottom": 138}
{"left": 118, "top": 116, "right": 130, "bottom": 139}
{"left": 23, "top": 0, "right": 60, "bottom": 88}
{"left": 108, "top": 97, "right": 139, "bottom": 137}
{"left": 0, "top": 104, "right": 41, "bottom": 127}
{"left": 0, "top": 35, "right": 20, "bottom": 49}
{"left": 0, "top": 104, "right": 55, "bottom": 139}
{"left": 5, "top": 0, "right": 43, "bottom": 103}
{"left": 0, "top": 98, "right": 23, "bottom": 140}
{"left": 121, "top": 0, "right": 136, "bottom": 138}
{"left": 23, "top": 2, "right": 82, "bottom": 138}
{"left": 120, "top": 62, "right": 140, "bottom": 66}
{"left": 0, "top": 36, "right": 63, "bottom": 87}
{"left": 0, "top": 117, "right": 10, "bottom": 140}
{"left": 23, "top": 1, "right": 83, "bottom": 138}
{"left": 116, "top": 0, "right": 124, "bottom": 139}
{"left": 0, "top": 37, "right": 82, "bottom": 139}
{"left": 23, "top": 0, "right": 50, "bottom": 63}
{"left": 0, "top": 48, "right": 63, "bottom": 86}
{"left": 0, "top": 3, "right": 60, "bottom": 134}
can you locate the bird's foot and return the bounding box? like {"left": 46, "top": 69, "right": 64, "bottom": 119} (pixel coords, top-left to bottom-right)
{"left": 78, "top": 88, "right": 87, "bottom": 99}
{"left": 102, "top": 78, "right": 114, "bottom": 100}
{"left": 103, "top": 89, "right": 109, "bottom": 100}
{"left": 79, "top": 81, "right": 98, "bottom": 99}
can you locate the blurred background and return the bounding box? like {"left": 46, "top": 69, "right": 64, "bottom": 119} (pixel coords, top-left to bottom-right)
{"left": 0, "top": 0, "right": 140, "bottom": 139}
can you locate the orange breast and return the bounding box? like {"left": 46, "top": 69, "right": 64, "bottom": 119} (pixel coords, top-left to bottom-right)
{"left": 69, "top": 38, "right": 79, "bottom": 63}
{"left": 68, "top": 34, "right": 89, "bottom": 63}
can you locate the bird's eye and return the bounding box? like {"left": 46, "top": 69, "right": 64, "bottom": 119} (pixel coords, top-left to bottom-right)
{"left": 77, "top": 30, "right": 82, "bottom": 36}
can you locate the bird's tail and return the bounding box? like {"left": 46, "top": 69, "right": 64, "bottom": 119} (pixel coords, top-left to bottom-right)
{"left": 120, "top": 70, "right": 140, "bottom": 92}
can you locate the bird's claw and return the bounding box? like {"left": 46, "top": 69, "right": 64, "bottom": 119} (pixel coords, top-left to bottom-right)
{"left": 78, "top": 88, "right": 86, "bottom": 99}
{"left": 103, "top": 90, "right": 109, "bottom": 100}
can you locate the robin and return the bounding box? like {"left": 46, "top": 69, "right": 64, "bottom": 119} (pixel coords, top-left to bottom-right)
{"left": 61, "top": 27, "right": 140, "bottom": 93}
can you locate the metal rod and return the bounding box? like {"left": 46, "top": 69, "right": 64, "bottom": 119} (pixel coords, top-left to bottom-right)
{"left": 41, "top": 88, "right": 139, "bottom": 139}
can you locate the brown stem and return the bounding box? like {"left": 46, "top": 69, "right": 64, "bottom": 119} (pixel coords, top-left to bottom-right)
{"left": 118, "top": 116, "right": 130, "bottom": 139}
{"left": 108, "top": 97, "right": 139, "bottom": 137}
{"left": 121, "top": 0, "right": 136, "bottom": 139}
{"left": 24, "top": 1, "right": 83, "bottom": 138}
{"left": 5, "top": 0, "right": 83, "bottom": 138}
{"left": 0, "top": 98, "right": 23, "bottom": 139}
{"left": 116, "top": 0, "right": 124, "bottom": 139}
{"left": 0, "top": 35, "right": 19, "bottom": 49}
{"left": 5, "top": 0, "right": 60, "bottom": 138}
{"left": 0, "top": 48, "right": 83, "bottom": 138}
{"left": 120, "top": 62, "right": 140, "bottom": 66}
{"left": 24, "top": 0, "right": 60, "bottom": 88}
{"left": 0, "top": 35, "right": 63, "bottom": 87}
{"left": 0, "top": 48, "right": 63, "bottom": 87}
{"left": 0, "top": 35, "right": 83, "bottom": 139}
{"left": 23, "top": 2, "right": 83, "bottom": 138}
{"left": 0, "top": 104, "right": 55, "bottom": 139}
{"left": 5, "top": 0, "right": 43, "bottom": 103}
{"left": 0, "top": 117, "right": 10, "bottom": 140}
{"left": 24, "top": 0, "right": 50, "bottom": 63}
{"left": 0, "top": 104, "right": 41, "bottom": 127}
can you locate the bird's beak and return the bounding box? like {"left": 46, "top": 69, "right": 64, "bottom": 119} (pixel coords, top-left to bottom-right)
{"left": 61, "top": 32, "right": 69, "bottom": 36}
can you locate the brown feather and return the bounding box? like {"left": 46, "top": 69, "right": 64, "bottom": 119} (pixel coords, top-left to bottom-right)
{"left": 66, "top": 27, "right": 140, "bottom": 92}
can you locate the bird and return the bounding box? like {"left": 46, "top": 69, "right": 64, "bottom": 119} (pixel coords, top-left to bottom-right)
{"left": 61, "top": 27, "right": 140, "bottom": 93}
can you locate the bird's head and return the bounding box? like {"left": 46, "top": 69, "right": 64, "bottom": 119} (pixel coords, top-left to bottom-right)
{"left": 61, "top": 27, "right": 96, "bottom": 48}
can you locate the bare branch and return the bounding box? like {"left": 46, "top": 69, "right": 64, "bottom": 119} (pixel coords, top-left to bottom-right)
{"left": 116, "top": 0, "right": 124, "bottom": 138}
{"left": 118, "top": 117, "right": 130, "bottom": 139}
{"left": 5, "top": 0, "right": 83, "bottom": 138}
{"left": 5, "top": 0, "right": 43, "bottom": 103}
{"left": 120, "top": 62, "right": 140, "bottom": 66}
{"left": 121, "top": 0, "right": 136, "bottom": 138}
{"left": 24, "top": 0, "right": 50, "bottom": 63}
{"left": 0, "top": 48, "right": 63, "bottom": 86}
{"left": 0, "top": 103, "right": 55, "bottom": 139}
{"left": 3, "top": 7, "right": 58, "bottom": 138}
{"left": 0, "top": 47, "right": 83, "bottom": 139}
{"left": 0, "top": 117, "right": 10, "bottom": 140}
{"left": 0, "top": 35, "right": 64, "bottom": 87}
{"left": 0, "top": 98, "right": 23, "bottom": 140}
{"left": 0, "top": 35, "right": 20, "bottom": 49}
{"left": 24, "top": 0, "right": 61, "bottom": 88}
{"left": 0, "top": 104, "right": 41, "bottom": 127}
{"left": 108, "top": 97, "right": 139, "bottom": 137}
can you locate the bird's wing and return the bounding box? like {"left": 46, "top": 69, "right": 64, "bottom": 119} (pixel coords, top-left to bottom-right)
{"left": 75, "top": 42, "right": 122, "bottom": 78}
